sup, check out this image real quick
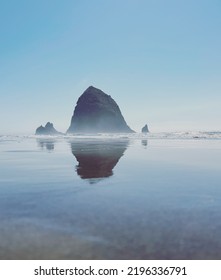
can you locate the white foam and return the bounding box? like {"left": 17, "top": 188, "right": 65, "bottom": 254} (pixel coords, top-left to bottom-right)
{"left": 1, "top": 131, "right": 221, "bottom": 142}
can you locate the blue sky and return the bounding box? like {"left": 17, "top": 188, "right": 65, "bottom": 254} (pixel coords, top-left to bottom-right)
{"left": 0, "top": 0, "right": 220, "bottom": 134}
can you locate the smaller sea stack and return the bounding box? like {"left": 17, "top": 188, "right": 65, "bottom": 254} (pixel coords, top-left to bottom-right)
{"left": 35, "top": 122, "right": 62, "bottom": 135}
{"left": 141, "top": 124, "right": 149, "bottom": 133}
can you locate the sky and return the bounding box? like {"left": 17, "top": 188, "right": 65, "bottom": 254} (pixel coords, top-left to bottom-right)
{"left": 0, "top": 0, "right": 220, "bottom": 134}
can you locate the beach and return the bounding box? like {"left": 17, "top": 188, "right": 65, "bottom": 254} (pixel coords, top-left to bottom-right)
{"left": 0, "top": 134, "right": 221, "bottom": 259}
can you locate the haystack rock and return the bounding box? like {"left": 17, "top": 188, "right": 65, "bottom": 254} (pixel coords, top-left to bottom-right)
{"left": 141, "top": 124, "right": 149, "bottom": 133}
{"left": 35, "top": 122, "right": 62, "bottom": 135}
{"left": 67, "top": 86, "right": 134, "bottom": 133}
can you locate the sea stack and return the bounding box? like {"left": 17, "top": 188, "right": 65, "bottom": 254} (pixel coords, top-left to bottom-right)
{"left": 141, "top": 124, "right": 149, "bottom": 133}
{"left": 67, "top": 86, "right": 134, "bottom": 133}
{"left": 35, "top": 122, "right": 62, "bottom": 135}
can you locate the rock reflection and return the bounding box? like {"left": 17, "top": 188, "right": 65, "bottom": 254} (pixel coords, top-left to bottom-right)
{"left": 141, "top": 139, "right": 148, "bottom": 147}
{"left": 70, "top": 139, "right": 129, "bottom": 183}
{"left": 37, "top": 139, "right": 55, "bottom": 151}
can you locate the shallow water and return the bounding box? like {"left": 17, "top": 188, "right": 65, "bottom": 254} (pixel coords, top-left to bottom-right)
{"left": 0, "top": 135, "right": 221, "bottom": 259}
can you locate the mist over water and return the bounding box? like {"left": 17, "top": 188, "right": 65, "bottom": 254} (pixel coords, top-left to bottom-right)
{"left": 0, "top": 133, "right": 221, "bottom": 259}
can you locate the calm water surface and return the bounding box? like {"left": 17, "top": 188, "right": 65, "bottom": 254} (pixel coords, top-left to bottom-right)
{"left": 0, "top": 136, "right": 221, "bottom": 259}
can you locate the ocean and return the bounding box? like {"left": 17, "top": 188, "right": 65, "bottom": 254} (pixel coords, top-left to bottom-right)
{"left": 0, "top": 132, "right": 221, "bottom": 259}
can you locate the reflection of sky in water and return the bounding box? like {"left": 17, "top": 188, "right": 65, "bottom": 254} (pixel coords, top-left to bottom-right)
{"left": 0, "top": 138, "right": 221, "bottom": 259}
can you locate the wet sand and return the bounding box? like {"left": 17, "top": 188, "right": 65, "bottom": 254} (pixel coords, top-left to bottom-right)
{"left": 0, "top": 136, "right": 221, "bottom": 259}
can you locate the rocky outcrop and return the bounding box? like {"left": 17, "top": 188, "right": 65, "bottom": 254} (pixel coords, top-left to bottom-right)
{"left": 141, "top": 124, "right": 149, "bottom": 133}
{"left": 35, "top": 122, "right": 62, "bottom": 135}
{"left": 67, "top": 86, "right": 134, "bottom": 134}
